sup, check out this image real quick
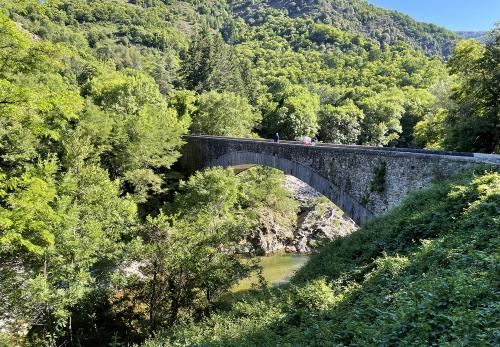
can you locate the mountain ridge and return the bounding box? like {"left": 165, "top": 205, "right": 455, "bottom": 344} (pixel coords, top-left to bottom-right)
{"left": 225, "top": 0, "right": 460, "bottom": 57}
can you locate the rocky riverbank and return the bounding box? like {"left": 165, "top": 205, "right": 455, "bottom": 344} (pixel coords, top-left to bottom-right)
{"left": 247, "top": 176, "right": 358, "bottom": 255}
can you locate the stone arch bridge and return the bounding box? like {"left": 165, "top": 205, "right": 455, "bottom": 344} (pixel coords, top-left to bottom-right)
{"left": 179, "top": 135, "right": 499, "bottom": 225}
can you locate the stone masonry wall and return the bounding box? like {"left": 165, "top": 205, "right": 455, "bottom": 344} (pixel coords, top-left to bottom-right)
{"left": 180, "top": 136, "right": 500, "bottom": 225}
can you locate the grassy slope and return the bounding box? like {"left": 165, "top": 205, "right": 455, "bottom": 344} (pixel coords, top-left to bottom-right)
{"left": 144, "top": 169, "right": 499, "bottom": 346}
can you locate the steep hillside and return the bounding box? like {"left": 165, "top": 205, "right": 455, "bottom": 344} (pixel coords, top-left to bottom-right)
{"left": 456, "top": 31, "right": 489, "bottom": 43}
{"left": 227, "top": 0, "right": 460, "bottom": 57}
{"left": 2, "top": 0, "right": 451, "bottom": 148}
{"left": 144, "top": 169, "right": 500, "bottom": 346}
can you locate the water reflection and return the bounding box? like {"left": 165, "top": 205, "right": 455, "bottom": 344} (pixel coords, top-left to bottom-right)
{"left": 232, "top": 253, "right": 310, "bottom": 293}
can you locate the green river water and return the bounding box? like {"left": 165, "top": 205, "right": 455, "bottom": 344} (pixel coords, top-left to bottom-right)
{"left": 232, "top": 253, "right": 310, "bottom": 293}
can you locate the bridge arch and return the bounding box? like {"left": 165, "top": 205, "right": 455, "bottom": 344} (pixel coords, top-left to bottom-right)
{"left": 206, "top": 151, "right": 373, "bottom": 225}
{"left": 180, "top": 135, "right": 499, "bottom": 227}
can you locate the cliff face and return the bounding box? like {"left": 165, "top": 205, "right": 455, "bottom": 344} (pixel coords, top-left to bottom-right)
{"left": 248, "top": 176, "right": 358, "bottom": 255}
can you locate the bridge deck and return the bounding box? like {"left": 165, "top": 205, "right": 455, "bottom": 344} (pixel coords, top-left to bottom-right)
{"left": 183, "top": 135, "right": 500, "bottom": 164}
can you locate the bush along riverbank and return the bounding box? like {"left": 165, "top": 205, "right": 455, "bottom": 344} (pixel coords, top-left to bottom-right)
{"left": 143, "top": 169, "right": 500, "bottom": 346}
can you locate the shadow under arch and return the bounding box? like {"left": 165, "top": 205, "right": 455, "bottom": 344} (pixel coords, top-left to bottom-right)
{"left": 206, "top": 151, "right": 373, "bottom": 225}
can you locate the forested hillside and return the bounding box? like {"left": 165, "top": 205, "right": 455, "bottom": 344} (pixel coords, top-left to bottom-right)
{"left": 2, "top": 0, "right": 498, "bottom": 151}
{"left": 228, "top": 0, "right": 460, "bottom": 57}
{"left": 0, "top": 0, "right": 498, "bottom": 346}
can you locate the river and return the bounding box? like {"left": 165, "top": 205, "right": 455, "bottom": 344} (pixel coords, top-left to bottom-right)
{"left": 232, "top": 253, "right": 310, "bottom": 293}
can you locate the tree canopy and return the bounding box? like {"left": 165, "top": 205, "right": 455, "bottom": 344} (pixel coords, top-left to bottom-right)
{"left": 415, "top": 28, "right": 500, "bottom": 153}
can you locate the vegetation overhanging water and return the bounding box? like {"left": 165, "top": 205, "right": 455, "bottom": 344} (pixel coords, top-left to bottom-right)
{"left": 232, "top": 253, "right": 310, "bottom": 293}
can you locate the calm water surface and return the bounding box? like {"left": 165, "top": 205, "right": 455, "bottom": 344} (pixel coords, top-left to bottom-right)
{"left": 232, "top": 253, "right": 309, "bottom": 293}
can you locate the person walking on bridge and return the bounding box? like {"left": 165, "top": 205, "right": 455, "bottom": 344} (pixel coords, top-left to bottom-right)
{"left": 273, "top": 132, "right": 280, "bottom": 143}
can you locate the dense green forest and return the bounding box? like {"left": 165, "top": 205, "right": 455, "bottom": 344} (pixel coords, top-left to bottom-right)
{"left": 228, "top": 0, "right": 461, "bottom": 57}
{"left": 0, "top": 0, "right": 498, "bottom": 346}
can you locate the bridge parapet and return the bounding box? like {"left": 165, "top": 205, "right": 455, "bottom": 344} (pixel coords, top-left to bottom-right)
{"left": 180, "top": 135, "right": 500, "bottom": 225}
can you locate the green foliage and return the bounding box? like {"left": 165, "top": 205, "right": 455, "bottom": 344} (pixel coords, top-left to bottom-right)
{"left": 182, "top": 26, "right": 247, "bottom": 95}
{"left": 0, "top": 13, "right": 83, "bottom": 174}
{"left": 229, "top": 0, "right": 459, "bottom": 57}
{"left": 139, "top": 168, "right": 256, "bottom": 330}
{"left": 318, "top": 100, "right": 364, "bottom": 144}
{"left": 264, "top": 85, "right": 320, "bottom": 139}
{"left": 414, "top": 108, "right": 447, "bottom": 149}
{"left": 140, "top": 213, "right": 253, "bottom": 330}
{"left": 394, "top": 87, "right": 436, "bottom": 148}
{"left": 0, "top": 332, "right": 10, "bottom": 347}
{"left": 1, "top": 0, "right": 454, "bottom": 148}
{"left": 416, "top": 28, "right": 500, "bottom": 153}
{"left": 167, "top": 89, "right": 197, "bottom": 121}
{"left": 145, "top": 170, "right": 500, "bottom": 346}
{"left": 87, "top": 69, "right": 189, "bottom": 200}
{"left": 191, "top": 91, "right": 260, "bottom": 137}
{"left": 444, "top": 31, "right": 499, "bottom": 153}
{"left": 357, "top": 88, "right": 405, "bottom": 146}
{"left": 170, "top": 167, "right": 241, "bottom": 217}
{"left": 288, "top": 278, "right": 336, "bottom": 312}
{"left": 0, "top": 9, "right": 184, "bottom": 345}
{"left": 0, "top": 160, "right": 137, "bottom": 344}
{"left": 238, "top": 166, "right": 299, "bottom": 242}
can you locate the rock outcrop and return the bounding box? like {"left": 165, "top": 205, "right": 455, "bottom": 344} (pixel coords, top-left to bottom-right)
{"left": 284, "top": 176, "right": 358, "bottom": 254}
{"left": 248, "top": 225, "right": 291, "bottom": 255}
{"left": 286, "top": 198, "right": 357, "bottom": 253}
{"left": 249, "top": 176, "right": 358, "bottom": 255}
{"left": 247, "top": 208, "right": 295, "bottom": 255}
